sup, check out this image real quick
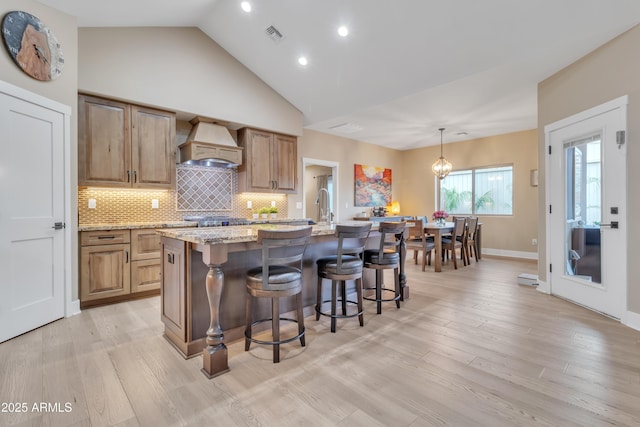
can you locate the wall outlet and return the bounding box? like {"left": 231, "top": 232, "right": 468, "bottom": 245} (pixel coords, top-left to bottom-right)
{"left": 296, "top": 202, "right": 302, "bottom": 209}
{"left": 531, "top": 238, "right": 538, "bottom": 246}
{"left": 152, "top": 199, "right": 159, "bottom": 209}
{"left": 271, "top": 200, "right": 276, "bottom": 207}
{"left": 247, "top": 200, "right": 252, "bottom": 209}
{"left": 88, "top": 199, "right": 96, "bottom": 209}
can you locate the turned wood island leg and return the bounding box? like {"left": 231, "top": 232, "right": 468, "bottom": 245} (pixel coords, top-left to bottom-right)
{"left": 200, "top": 245, "right": 230, "bottom": 378}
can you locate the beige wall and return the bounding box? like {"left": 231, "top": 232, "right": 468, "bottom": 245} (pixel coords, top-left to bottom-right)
{"left": 78, "top": 27, "right": 302, "bottom": 136}
{"left": 294, "top": 129, "right": 404, "bottom": 222}
{"left": 538, "top": 24, "right": 640, "bottom": 314}
{"left": 0, "top": 1, "right": 79, "bottom": 299}
{"left": 296, "top": 129, "right": 538, "bottom": 256}
{"left": 401, "top": 130, "right": 539, "bottom": 255}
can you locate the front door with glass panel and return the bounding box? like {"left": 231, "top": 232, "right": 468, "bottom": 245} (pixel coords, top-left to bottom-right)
{"left": 547, "top": 96, "right": 627, "bottom": 319}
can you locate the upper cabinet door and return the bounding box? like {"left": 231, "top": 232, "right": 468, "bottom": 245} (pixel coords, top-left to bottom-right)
{"left": 238, "top": 127, "right": 297, "bottom": 194}
{"left": 131, "top": 106, "right": 176, "bottom": 188}
{"left": 272, "top": 134, "right": 297, "bottom": 192}
{"left": 78, "top": 95, "right": 131, "bottom": 187}
{"left": 246, "top": 129, "right": 274, "bottom": 191}
{"left": 78, "top": 94, "right": 176, "bottom": 189}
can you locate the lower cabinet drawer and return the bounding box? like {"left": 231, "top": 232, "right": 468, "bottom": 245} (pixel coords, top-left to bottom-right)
{"left": 131, "top": 259, "right": 161, "bottom": 293}
{"left": 81, "top": 230, "right": 130, "bottom": 246}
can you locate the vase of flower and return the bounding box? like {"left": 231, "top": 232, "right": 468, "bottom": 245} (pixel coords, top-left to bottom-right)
{"left": 433, "top": 210, "right": 448, "bottom": 226}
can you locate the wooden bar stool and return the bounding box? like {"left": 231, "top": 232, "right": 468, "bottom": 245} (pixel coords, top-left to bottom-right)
{"left": 363, "top": 221, "right": 406, "bottom": 314}
{"left": 244, "top": 226, "right": 312, "bottom": 363}
{"left": 315, "top": 223, "right": 372, "bottom": 332}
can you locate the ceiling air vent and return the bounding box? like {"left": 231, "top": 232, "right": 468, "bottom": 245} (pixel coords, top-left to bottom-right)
{"left": 265, "top": 25, "right": 284, "bottom": 43}
{"left": 329, "top": 123, "right": 363, "bottom": 134}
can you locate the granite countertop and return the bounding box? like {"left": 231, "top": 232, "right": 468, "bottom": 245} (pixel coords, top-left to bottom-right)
{"left": 156, "top": 221, "right": 374, "bottom": 245}
{"left": 79, "top": 221, "right": 198, "bottom": 232}
{"left": 249, "top": 218, "right": 312, "bottom": 224}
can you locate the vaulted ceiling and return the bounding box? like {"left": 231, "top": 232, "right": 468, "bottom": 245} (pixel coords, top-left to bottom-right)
{"left": 39, "top": 0, "right": 640, "bottom": 149}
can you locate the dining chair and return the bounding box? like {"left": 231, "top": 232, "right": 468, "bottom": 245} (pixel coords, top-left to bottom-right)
{"left": 465, "top": 216, "right": 479, "bottom": 263}
{"left": 405, "top": 218, "right": 435, "bottom": 271}
{"left": 441, "top": 215, "right": 465, "bottom": 261}
{"left": 441, "top": 217, "right": 467, "bottom": 269}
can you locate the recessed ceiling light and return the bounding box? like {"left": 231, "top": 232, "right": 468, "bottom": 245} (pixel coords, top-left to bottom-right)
{"left": 338, "top": 26, "right": 349, "bottom": 37}
{"left": 241, "top": 1, "right": 251, "bottom": 12}
{"left": 298, "top": 56, "right": 308, "bottom": 66}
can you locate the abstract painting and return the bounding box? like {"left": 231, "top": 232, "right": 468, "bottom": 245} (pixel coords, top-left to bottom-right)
{"left": 354, "top": 164, "right": 392, "bottom": 207}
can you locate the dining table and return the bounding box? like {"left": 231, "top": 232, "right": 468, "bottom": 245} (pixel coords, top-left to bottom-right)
{"left": 419, "top": 221, "right": 483, "bottom": 272}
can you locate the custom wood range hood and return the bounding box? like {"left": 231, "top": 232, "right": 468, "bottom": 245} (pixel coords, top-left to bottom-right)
{"left": 179, "top": 117, "right": 243, "bottom": 168}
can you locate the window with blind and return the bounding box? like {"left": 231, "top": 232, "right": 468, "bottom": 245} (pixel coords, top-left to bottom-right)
{"left": 438, "top": 165, "right": 513, "bottom": 215}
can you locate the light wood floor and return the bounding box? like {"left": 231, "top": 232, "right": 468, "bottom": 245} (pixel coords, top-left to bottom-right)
{"left": 2, "top": 256, "right": 640, "bottom": 426}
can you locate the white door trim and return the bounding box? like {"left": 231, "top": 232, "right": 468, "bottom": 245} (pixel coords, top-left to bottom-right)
{"left": 543, "top": 95, "right": 628, "bottom": 322}
{"left": 0, "top": 80, "right": 76, "bottom": 317}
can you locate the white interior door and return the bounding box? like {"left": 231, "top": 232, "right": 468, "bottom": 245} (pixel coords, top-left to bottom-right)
{"left": 547, "top": 96, "right": 627, "bottom": 319}
{"left": 0, "top": 85, "right": 66, "bottom": 342}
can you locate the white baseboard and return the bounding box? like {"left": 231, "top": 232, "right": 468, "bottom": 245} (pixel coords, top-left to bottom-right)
{"left": 536, "top": 279, "right": 550, "bottom": 294}
{"left": 66, "top": 299, "right": 81, "bottom": 317}
{"left": 623, "top": 310, "right": 640, "bottom": 332}
{"left": 482, "top": 248, "right": 538, "bottom": 260}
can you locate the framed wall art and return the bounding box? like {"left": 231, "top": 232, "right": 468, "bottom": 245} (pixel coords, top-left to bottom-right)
{"left": 354, "top": 164, "right": 392, "bottom": 207}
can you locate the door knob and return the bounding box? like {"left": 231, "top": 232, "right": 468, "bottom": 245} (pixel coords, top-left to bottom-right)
{"left": 52, "top": 222, "right": 65, "bottom": 230}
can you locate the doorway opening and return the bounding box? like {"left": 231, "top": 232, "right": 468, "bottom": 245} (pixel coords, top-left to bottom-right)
{"left": 302, "top": 158, "right": 339, "bottom": 223}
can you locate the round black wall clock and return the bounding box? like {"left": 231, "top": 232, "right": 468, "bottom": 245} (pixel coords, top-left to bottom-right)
{"left": 2, "top": 10, "right": 64, "bottom": 81}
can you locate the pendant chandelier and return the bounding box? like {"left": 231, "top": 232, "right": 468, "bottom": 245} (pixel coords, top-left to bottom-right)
{"left": 432, "top": 127, "right": 452, "bottom": 179}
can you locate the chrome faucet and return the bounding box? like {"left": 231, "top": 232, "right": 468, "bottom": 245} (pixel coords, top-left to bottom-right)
{"left": 315, "top": 187, "right": 332, "bottom": 225}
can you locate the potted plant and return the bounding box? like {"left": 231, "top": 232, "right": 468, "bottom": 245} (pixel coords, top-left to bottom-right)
{"left": 258, "top": 207, "right": 270, "bottom": 219}
{"left": 269, "top": 206, "right": 278, "bottom": 219}
{"left": 252, "top": 209, "right": 259, "bottom": 220}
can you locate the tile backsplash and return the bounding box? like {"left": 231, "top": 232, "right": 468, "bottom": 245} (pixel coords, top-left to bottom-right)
{"left": 78, "top": 164, "right": 289, "bottom": 224}
{"left": 176, "top": 164, "right": 234, "bottom": 211}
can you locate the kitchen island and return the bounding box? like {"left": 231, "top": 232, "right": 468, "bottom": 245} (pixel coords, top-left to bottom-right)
{"left": 156, "top": 222, "right": 407, "bottom": 378}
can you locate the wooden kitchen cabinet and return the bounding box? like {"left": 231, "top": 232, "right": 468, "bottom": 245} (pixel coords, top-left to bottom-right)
{"left": 131, "top": 105, "right": 176, "bottom": 188}
{"left": 131, "top": 229, "right": 162, "bottom": 293}
{"left": 80, "top": 228, "right": 162, "bottom": 307}
{"left": 78, "top": 94, "right": 176, "bottom": 189}
{"left": 161, "top": 237, "right": 187, "bottom": 343}
{"left": 238, "top": 128, "right": 297, "bottom": 193}
{"left": 80, "top": 230, "right": 131, "bottom": 303}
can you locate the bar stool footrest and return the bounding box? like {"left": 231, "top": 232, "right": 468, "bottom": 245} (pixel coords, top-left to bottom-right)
{"left": 245, "top": 317, "right": 305, "bottom": 345}
{"left": 315, "top": 299, "right": 363, "bottom": 319}
{"left": 362, "top": 287, "right": 401, "bottom": 302}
